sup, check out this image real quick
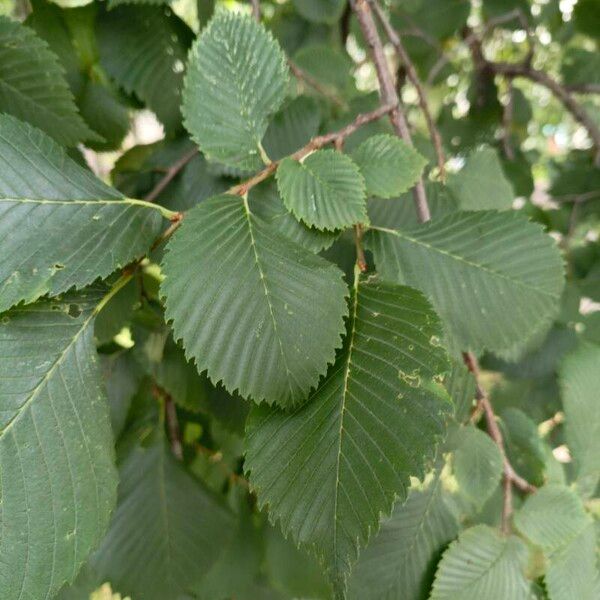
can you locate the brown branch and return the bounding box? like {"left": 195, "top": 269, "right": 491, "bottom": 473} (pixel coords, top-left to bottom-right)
{"left": 464, "top": 27, "right": 600, "bottom": 165}
{"left": 152, "top": 385, "right": 183, "bottom": 460}
{"left": 565, "top": 83, "right": 600, "bottom": 95}
{"left": 369, "top": 0, "right": 446, "bottom": 180}
{"left": 351, "top": 0, "right": 431, "bottom": 223}
{"left": 463, "top": 352, "right": 536, "bottom": 532}
{"left": 228, "top": 102, "right": 397, "bottom": 196}
{"left": 249, "top": 0, "right": 260, "bottom": 21}
{"left": 287, "top": 59, "right": 348, "bottom": 109}
{"left": 144, "top": 147, "right": 197, "bottom": 202}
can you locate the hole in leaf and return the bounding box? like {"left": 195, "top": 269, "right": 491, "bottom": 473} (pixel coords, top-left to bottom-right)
{"left": 67, "top": 304, "right": 82, "bottom": 319}
{"left": 54, "top": 263, "right": 65, "bottom": 270}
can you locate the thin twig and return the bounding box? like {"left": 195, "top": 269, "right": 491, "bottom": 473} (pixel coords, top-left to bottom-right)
{"left": 463, "top": 352, "right": 536, "bottom": 533}
{"left": 250, "top": 0, "right": 260, "bottom": 21}
{"left": 152, "top": 384, "right": 184, "bottom": 460}
{"left": 144, "top": 148, "right": 198, "bottom": 202}
{"left": 351, "top": 0, "right": 431, "bottom": 222}
{"left": 354, "top": 225, "right": 367, "bottom": 272}
{"left": 287, "top": 59, "right": 348, "bottom": 109}
{"left": 464, "top": 28, "right": 600, "bottom": 165}
{"left": 228, "top": 102, "right": 397, "bottom": 196}
{"left": 369, "top": 0, "right": 446, "bottom": 180}
{"left": 565, "top": 83, "right": 600, "bottom": 95}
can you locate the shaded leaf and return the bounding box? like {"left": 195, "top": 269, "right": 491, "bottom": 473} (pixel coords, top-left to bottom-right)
{"left": 161, "top": 194, "right": 347, "bottom": 406}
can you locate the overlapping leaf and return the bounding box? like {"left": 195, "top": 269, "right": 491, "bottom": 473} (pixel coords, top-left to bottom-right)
{"left": 161, "top": 194, "right": 347, "bottom": 406}
{"left": 350, "top": 134, "right": 427, "bottom": 199}
{"left": 447, "top": 146, "right": 514, "bottom": 210}
{"left": 0, "top": 116, "right": 165, "bottom": 312}
{"left": 452, "top": 425, "right": 503, "bottom": 508}
{"left": 430, "top": 525, "right": 531, "bottom": 600}
{"left": 0, "top": 289, "right": 117, "bottom": 600}
{"left": 91, "top": 438, "right": 234, "bottom": 600}
{"left": 348, "top": 474, "right": 459, "bottom": 600}
{"left": 559, "top": 343, "right": 600, "bottom": 497}
{"left": 183, "top": 11, "right": 288, "bottom": 169}
{"left": 365, "top": 210, "right": 565, "bottom": 353}
{"left": 249, "top": 180, "right": 338, "bottom": 253}
{"left": 277, "top": 150, "right": 368, "bottom": 230}
{"left": 245, "top": 277, "right": 451, "bottom": 595}
{"left": 292, "top": 0, "right": 346, "bottom": 24}
{"left": 97, "top": 6, "right": 193, "bottom": 133}
{"left": 0, "top": 16, "right": 96, "bottom": 145}
{"left": 514, "top": 485, "right": 600, "bottom": 600}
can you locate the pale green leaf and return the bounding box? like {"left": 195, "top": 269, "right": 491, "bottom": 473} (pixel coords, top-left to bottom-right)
{"left": 430, "top": 525, "right": 531, "bottom": 600}
{"left": 245, "top": 277, "right": 451, "bottom": 595}
{"left": 292, "top": 0, "right": 346, "bottom": 24}
{"left": 351, "top": 134, "right": 427, "bottom": 199}
{"left": 0, "top": 16, "right": 96, "bottom": 145}
{"left": 514, "top": 484, "right": 600, "bottom": 600}
{"left": 97, "top": 6, "right": 193, "bottom": 133}
{"left": 453, "top": 426, "right": 503, "bottom": 508}
{"left": 514, "top": 484, "right": 589, "bottom": 552}
{"left": 365, "top": 210, "right": 565, "bottom": 354}
{"left": 447, "top": 147, "right": 514, "bottom": 210}
{"left": 161, "top": 194, "right": 347, "bottom": 406}
{"left": 276, "top": 149, "right": 368, "bottom": 230}
{"left": 91, "top": 438, "right": 234, "bottom": 600}
{"left": 0, "top": 289, "right": 117, "bottom": 599}
{"left": 559, "top": 343, "right": 600, "bottom": 497}
{"left": 183, "top": 11, "right": 288, "bottom": 169}
{"left": 544, "top": 523, "right": 600, "bottom": 600}
{"left": 0, "top": 116, "right": 165, "bottom": 313}
{"left": 348, "top": 474, "right": 459, "bottom": 600}
{"left": 444, "top": 360, "right": 476, "bottom": 423}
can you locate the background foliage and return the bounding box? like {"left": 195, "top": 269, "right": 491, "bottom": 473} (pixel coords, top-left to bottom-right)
{"left": 0, "top": 0, "right": 599, "bottom": 599}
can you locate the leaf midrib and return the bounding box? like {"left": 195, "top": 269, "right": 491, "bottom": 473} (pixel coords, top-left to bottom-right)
{"left": 371, "top": 225, "right": 560, "bottom": 299}
{"left": 0, "top": 307, "right": 95, "bottom": 438}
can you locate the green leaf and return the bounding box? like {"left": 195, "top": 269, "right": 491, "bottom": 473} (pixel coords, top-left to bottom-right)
{"left": 561, "top": 48, "right": 600, "bottom": 87}
{"left": 249, "top": 180, "right": 338, "bottom": 253}
{"left": 514, "top": 484, "right": 589, "bottom": 552}
{"left": 245, "top": 277, "right": 451, "bottom": 594}
{"left": 183, "top": 11, "right": 288, "bottom": 169}
{"left": 161, "top": 194, "right": 347, "bottom": 406}
{"left": 559, "top": 343, "right": 600, "bottom": 497}
{"left": 447, "top": 147, "right": 514, "bottom": 210}
{"left": 544, "top": 523, "right": 600, "bottom": 600}
{"left": 365, "top": 210, "right": 565, "bottom": 354}
{"left": 292, "top": 0, "right": 346, "bottom": 24}
{"left": 0, "top": 116, "right": 165, "bottom": 313}
{"left": 0, "top": 289, "right": 117, "bottom": 600}
{"left": 97, "top": 6, "right": 193, "bottom": 134}
{"left": 91, "top": 438, "right": 234, "bottom": 600}
{"left": 276, "top": 149, "right": 368, "bottom": 230}
{"left": 263, "top": 95, "right": 321, "bottom": 161}
{"left": 444, "top": 360, "right": 476, "bottom": 423}
{"left": 348, "top": 474, "right": 459, "bottom": 600}
{"left": 453, "top": 426, "right": 503, "bottom": 509}
{"left": 514, "top": 484, "right": 600, "bottom": 600}
{"left": 500, "top": 408, "right": 546, "bottom": 487}
{"left": 350, "top": 134, "right": 427, "bottom": 199}
{"left": 573, "top": 0, "right": 600, "bottom": 39}
{"left": 430, "top": 525, "right": 531, "bottom": 600}
{"left": 0, "top": 16, "right": 96, "bottom": 145}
